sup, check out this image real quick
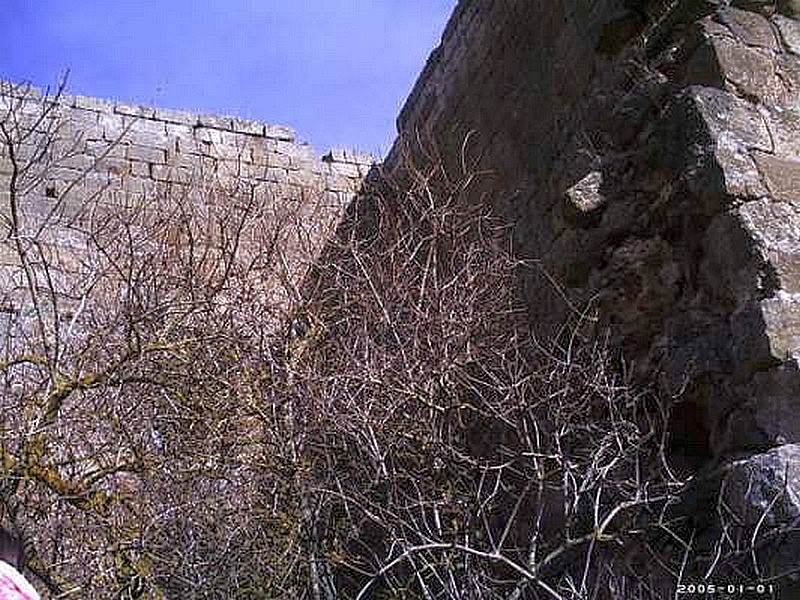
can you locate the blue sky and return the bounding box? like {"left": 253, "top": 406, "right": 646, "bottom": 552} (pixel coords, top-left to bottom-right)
{"left": 0, "top": 1, "right": 455, "bottom": 158}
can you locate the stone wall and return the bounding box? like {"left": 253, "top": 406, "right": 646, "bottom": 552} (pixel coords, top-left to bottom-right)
{"left": 378, "top": 0, "right": 800, "bottom": 582}
{"left": 0, "top": 81, "right": 373, "bottom": 321}
{"left": 387, "top": 0, "right": 800, "bottom": 458}
{"left": 3, "top": 0, "right": 800, "bottom": 586}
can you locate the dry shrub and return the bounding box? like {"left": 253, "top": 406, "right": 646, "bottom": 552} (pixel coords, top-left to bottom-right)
{"left": 3, "top": 82, "right": 768, "bottom": 600}
{"left": 292, "top": 139, "right": 687, "bottom": 599}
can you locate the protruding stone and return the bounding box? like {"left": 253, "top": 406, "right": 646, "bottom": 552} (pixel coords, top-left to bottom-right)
{"left": 715, "top": 134, "right": 769, "bottom": 198}
{"left": 761, "top": 106, "right": 800, "bottom": 156}
{"left": 693, "top": 86, "right": 772, "bottom": 150}
{"left": 562, "top": 170, "right": 607, "bottom": 228}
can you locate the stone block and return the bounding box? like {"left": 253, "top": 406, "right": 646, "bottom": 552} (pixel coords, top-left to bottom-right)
{"left": 126, "top": 145, "right": 165, "bottom": 164}
{"left": 264, "top": 124, "right": 295, "bottom": 141}
{"left": 736, "top": 198, "right": 800, "bottom": 295}
{"left": 241, "top": 162, "right": 282, "bottom": 180}
{"left": 72, "top": 95, "right": 113, "bottom": 113}
{"left": 129, "top": 161, "right": 150, "bottom": 178}
{"left": 0, "top": 244, "right": 21, "bottom": 267}
{"left": 324, "top": 172, "right": 359, "bottom": 193}
{"left": 165, "top": 123, "right": 198, "bottom": 158}
{"left": 714, "top": 36, "right": 783, "bottom": 102}
{"left": 695, "top": 443, "right": 800, "bottom": 583}
{"left": 119, "top": 175, "right": 158, "bottom": 197}
{"left": 231, "top": 118, "right": 265, "bottom": 137}
{"left": 761, "top": 106, "right": 800, "bottom": 157}
{"left": 164, "top": 122, "right": 194, "bottom": 140}
{"left": 238, "top": 163, "right": 267, "bottom": 180}
{"left": 0, "top": 157, "right": 14, "bottom": 176}
{"left": 263, "top": 151, "right": 291, "bottom": 169}
{"left": 327, "top": 161, "right": 361, "bottom": 179}
{"left": 98, "top": 112, "right": 126, "bottom": 142}
{"left": 319, "top": 190, "right": 351, "bottom": 210}
{"left": 287, "top": 169, "right": 319, "bottom": 187}
{"left": 323, "top": 148, "right": 376, "bottom": 166}
{"left": 715, "top": 135, "right": 769, "bottom": 198}
{"left": 195, "top": 156, "right": 219, "bottom": 177}
{"left": 718, "top": 445, "right": 800, "bottom": 549}
{"left": 65, "top": 108, "right": 102, "bottom": 137}
{"left": 693, "top": 86, "right": 772, "bottom": 150}
{"left": 661, "top": 86, "right": 772, "bottom": 202}
{"left": 43, "top": 167, "right": 85, "bottom": 182}
{"left": 759, "top": 290, "right": 800, "bottom": 360}
{"left": 752, "top": 152, "right": 800, "bottom": 204}
{"left": 165, "top": 150, "right": 198, "bottom": 171}
{"left": 54, "top": 153, "right": 95, "bottom": 171}
{"left": 282, "top": 141, "right": 318, "bottom": 167}
{"left": 154, "top": 106, "right": 198, "bottom": 126}
{"left": 723, "top": 370, "right": 800, "bottom": 451}
{"left": 716, "top": 8, "right": 779, "bottom": 50}
{"left": 258, "top": 167, "right": 289, "bottom": 184}
{"left": 193, "top": 127, "right": 225, "bottom": 145}
{"left": 197, "top": 114, "right": 232, "bottom": 130}
{"left": 96, "top": 156, "right": 130, "bottom": 176}
{"left": 86, "top": 139, "right": 128, "bottom": 159}
{"left": 775, "top": 14, "right": 800, "bottom": 54}
{"left": 561, "top": 170, "right": 607, "bottom": 228}
{"left": 700, "top": 211, "right": 765, "bottom": 308}
{"left": 151, "top": 164, "right": 193, "bottom": 183}
{"left": 219, "top": 144, "right": 249, "bottom": 162}
{"left": 126, "top": 119, "right": 168, "bottom": 147}
{"left": 114, "top": 102, "right": 156, "bottom": 119}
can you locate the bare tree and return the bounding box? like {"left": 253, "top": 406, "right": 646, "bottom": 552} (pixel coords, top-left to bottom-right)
{"left": 0, "top": 79, "right": 331, "bottom": 598}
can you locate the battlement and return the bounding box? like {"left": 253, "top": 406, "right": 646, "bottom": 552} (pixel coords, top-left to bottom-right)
{"left": 0, "top": 80, "right": 375, "bottom": 201}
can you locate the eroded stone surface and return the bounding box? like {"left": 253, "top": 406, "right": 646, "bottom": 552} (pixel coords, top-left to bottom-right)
{"left": 379, "top": 0, "right": 800, "bottom": 573}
